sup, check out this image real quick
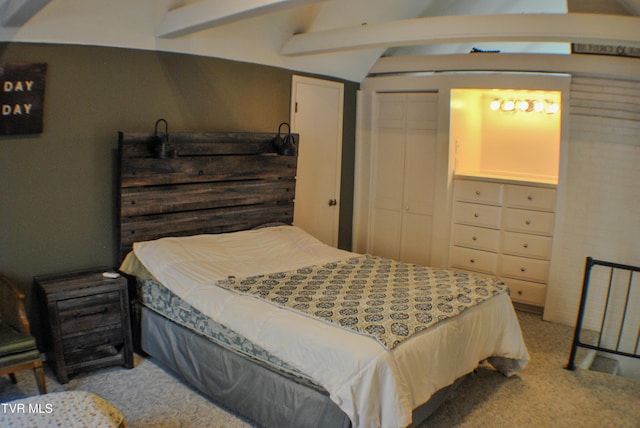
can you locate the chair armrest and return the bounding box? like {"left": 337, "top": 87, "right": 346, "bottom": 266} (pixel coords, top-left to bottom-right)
{"left": 0, "top": 274, "right": 30, "bottom": 335}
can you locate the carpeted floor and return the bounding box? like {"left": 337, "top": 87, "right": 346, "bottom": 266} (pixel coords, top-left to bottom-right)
{"left": 1, "top": 311, "right": 639, "bottom": 427}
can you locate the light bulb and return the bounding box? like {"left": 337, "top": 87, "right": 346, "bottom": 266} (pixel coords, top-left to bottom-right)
{"left": 502, "top": 100, "right": 515, "bottom": 111}
{"left": 517, "top": 100, "right": 530, "bottom": 112}
{"left": 533, "top": 100, "right": 544, "bottom": 112}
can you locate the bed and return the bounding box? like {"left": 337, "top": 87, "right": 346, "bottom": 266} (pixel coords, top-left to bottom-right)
{"left": 116, "top": 130, "right": 529, "bottom": 428}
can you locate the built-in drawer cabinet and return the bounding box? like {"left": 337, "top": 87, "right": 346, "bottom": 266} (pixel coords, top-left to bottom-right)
{"left": 449, "top": 178, "right": 557, "bottom": 310}
{"left": 454, "top": 180, "right": 503, "bottom": 205}
{"left": 454, "top": 202, "right": 502, "bottom": 229}
{"left": 450, "top": 246, "right": 498, "bottom": 274}
{"left": 451, "top": 224, "right": 500, "bottom": 252}
{"left": 500, "top": 254, "right": 550, "bottom": 283}
{"left": 502, "top": 232, "right": 552, "bottom": 259}
{"left": 505, "top": 185, "right": 556, "bottom": 211}
{"left": 504, "top": 208, "right": 555, "bottom": 235}
{"left": 505, "top": 278, "right": 547, "bottom": 306}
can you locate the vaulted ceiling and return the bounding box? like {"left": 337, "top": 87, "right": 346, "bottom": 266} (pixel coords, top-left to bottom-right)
{"left": 1, "top": 0, "right": 639, "bottom": 82}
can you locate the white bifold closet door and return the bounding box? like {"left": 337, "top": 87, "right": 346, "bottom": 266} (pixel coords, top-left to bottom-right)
{"left": 370, "top": 92, "right": 438, "bottom": 266}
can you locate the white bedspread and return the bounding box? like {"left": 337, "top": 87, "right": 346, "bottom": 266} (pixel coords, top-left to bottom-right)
{"left": 122, "top": 225, "right": 529, "bottom": 428}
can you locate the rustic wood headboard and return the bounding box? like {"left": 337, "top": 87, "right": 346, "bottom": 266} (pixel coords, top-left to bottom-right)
{"left": 117, "top": 131, "right": 298, "bottom": 261}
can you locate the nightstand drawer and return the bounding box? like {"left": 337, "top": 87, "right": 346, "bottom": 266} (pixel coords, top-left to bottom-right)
{"left": 450, "top": 246, "right": 497, "bottom": 274}
{"left": 451, "top": 224, "right": 499, "bottom": 251}
{"left": 63, "top": 327, "right": 124, "bottom": 362}
{"left": 454, "top": 202, "right": 502, "bottom": 229}
{"left": 454, "top": 180, "right": 503, "bottom": 205}
{"left": 500, "top": 254, "right": 549, "bottom": 283}
{"left": 58, "top": 292, "right": 123, "bottom": 335}
{"left": 504, "top": 208, "right": 554, "bottom": 235}
{"left": 502, "top": 231, "right": 552, "bottom": 259}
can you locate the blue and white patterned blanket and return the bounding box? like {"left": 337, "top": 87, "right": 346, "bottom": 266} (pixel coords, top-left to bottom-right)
{"left": 218, "top": 255, "right": 507, "bottom": 350}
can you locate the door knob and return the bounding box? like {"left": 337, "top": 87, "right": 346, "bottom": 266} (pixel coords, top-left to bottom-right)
{"left": 328, "top": 199, "right": 337, "bottom": 206}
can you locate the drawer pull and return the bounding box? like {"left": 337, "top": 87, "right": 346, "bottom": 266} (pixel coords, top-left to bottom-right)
{"left": 470, "top": 258, "right": 476, "bottom": 263}
{"left": 474, "top": 213, "right": 479, "bottom": 218}
{"left": 527, "top": 195, "right": 533, "bottom": 201}
{"left": 520, "top": 267, "right": 526, "bottom": 272}
{"left": 523, "top": 243, "right": 529, "bottom": 248}
{"left": 472, "top": 236, "right": 478, "bottom": 241}
{"left": 525, "top": 220, "right": 531, "bottom": 225}
{"left": 73, "top": 307, "right": 108, "bottom": 318}
{"left": 475, "top": 190, "right": 481, "bottom": 196}
{"left": 75, "top": 339, "right": 112, "bottom": 350}
{"left": 518, "top": 290, "right": 524, "bottom": 296}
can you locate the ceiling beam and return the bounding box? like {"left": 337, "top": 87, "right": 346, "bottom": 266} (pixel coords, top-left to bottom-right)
{"left": 280, "top": 13, "right": 640, "bottom": 56}
{"left": 1, "top": 0, "right": 50, "bottom": 26}
{"left": 368, "top": 53, "right": 640, "bottom": 82}
{"left": 157, "top": 0, "right": 326, "bottom": 38}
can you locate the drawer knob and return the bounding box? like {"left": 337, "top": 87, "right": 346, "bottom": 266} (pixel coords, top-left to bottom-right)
{"left": 525, "top": 220, "right": 531, "bottom": 225}
{"left": 475, "top": 190, "right": 481, "bottom": 195}
{"left": 470, "top": 258, "right": 476, "bottom": 263}
{"left": 472, "top": 236, "right": 478, "bottom": 241}
{"left": 527, "top": 195, "right": 533, "bottom": 201}
{"left": 518, "top": 290, "right": 523, "bottom": 296}
{"left": 523, "top": 243, "right": 529, "bottom": 248}
{"left": 474, "top": 213, "right": 479, "bottom": 218}
{"left": 520, "top": 267, "right": 526, "bottom": 272}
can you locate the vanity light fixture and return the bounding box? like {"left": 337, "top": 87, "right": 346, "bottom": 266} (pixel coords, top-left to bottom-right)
{"left": 490, "top": 98, "right": 559, "bottom": 114}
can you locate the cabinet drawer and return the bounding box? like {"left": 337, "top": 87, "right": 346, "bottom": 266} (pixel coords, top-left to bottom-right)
{"left": 502, "top": 232, "right": 552, "bottom": 259}
{"left": 454, "top": 202, "right": 502, "bottom": 229}
{"left": 57, "top": 292, "right": 123, "bottom": 335}
{"left": 451, "top": 224, "right": 499, "bottom": 251}
{"left": 505, "top": 185, "right": 556, "bottom": 211}
{"left": 504, "top": 208, "right": 554, "bottom": 235}
{"left": 500, "top": 254, "right": 549, "bottom": 283}
{"left": 504, "top": 278, "right": 546, "bottom": 306}
{"left": 454, "top": 180, "right": 503, "bottom": 205}
{"left": 450, "top": 246, "right": 497, "bottom": 274}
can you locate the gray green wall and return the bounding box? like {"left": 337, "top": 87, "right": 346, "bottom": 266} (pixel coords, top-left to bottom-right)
{"left": 0, "top": 43, "right": 357, "bottom": 336}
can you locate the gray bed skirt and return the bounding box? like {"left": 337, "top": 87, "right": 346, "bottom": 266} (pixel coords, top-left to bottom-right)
{"left": 139, "top": 305, "right": 463, "bottom": 428}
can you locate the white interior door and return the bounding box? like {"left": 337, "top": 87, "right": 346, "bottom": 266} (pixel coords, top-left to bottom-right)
{"left": 290, "top": 75, "right": 344, "bottom": 247}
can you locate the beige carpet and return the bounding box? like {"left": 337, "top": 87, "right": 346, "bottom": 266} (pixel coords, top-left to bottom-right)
{"left": 1, "top": 311, "right": 639, "bottom": 427}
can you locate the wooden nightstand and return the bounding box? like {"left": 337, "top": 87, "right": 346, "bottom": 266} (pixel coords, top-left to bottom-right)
{"left": 35, "top": 268, "right": 133, "bottom": 383}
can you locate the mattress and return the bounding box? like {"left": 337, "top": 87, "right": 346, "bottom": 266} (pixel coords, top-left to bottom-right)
{"left": 120, "top": 225, "right": 530, "bottom": 428}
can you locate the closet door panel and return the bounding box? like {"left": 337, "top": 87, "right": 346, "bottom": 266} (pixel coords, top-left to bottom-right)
{"left": 401, "top": 212, "right": 432, "bottom": 266}
{"left": 377, "top": 93, "right": 406, "bottom": 129}
{"left": 374, "top": 127, "right": 405, "bottom": 211}
{"left": 371, "top": 209, "right": 402, "bottom": 260}
{"left": 370, "top": 92, "right": 438, "bottom": 266}
{"left": 404, "top": 128, "right": 437, "bottom": 216}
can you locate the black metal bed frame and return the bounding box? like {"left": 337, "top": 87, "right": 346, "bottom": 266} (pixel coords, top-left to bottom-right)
{"left": 566, "top": 257, "right": 640, "bottom": 371}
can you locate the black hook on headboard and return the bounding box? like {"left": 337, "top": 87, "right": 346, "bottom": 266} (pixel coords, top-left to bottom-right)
{"left": 273, "top": 122, "right": 296, "bottom": 156}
